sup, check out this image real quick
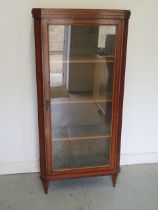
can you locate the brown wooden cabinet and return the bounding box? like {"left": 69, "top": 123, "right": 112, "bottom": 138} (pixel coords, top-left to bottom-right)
{"left": 32, "top": 8, "right": 131, "bottom": 193}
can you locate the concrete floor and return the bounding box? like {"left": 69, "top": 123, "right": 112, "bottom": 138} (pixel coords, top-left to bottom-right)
{"left": 0, "top": 163, "right": 158, "bottom": 210}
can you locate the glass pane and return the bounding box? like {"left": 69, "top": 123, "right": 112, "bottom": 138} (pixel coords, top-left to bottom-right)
{"left": 49, "top": 25, "right": 116, "bottom": 170}
{"left": 51, "top": 102, "right": 111, "bottom": 139}
{"left": 53, "top": 138, "right": 110, "bottom": 169}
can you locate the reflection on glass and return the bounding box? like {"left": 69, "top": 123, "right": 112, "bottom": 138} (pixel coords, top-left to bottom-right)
{"left": 49, "top": 25, "right": 116, "bottom": 170}
{"left": 53, "top": 138, "right": 110, "bottom": 169}
{"left": 52, "top": 102, "right": 111, "bottom": 139}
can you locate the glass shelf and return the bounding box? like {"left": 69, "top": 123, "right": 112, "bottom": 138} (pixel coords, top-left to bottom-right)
{"left": 49, "top": 55, "right": 114, "bottom": 64}
{"left": 53, "top": 135, "right": 111, "bottom": 141}
{"left": 52, "top": 99, "right": 112, "bottom": 104}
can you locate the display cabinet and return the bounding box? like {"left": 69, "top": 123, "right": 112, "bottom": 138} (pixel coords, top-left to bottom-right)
{"left": 32, "top": 8, "right": 131, "bottom": 193}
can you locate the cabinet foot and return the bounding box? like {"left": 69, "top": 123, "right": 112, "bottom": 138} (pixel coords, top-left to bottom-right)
{"left": 111, "top": 173, "right": 118, "bottom": 187}
{"left": 40, "top": 178, "right": 49, "bottom": 194}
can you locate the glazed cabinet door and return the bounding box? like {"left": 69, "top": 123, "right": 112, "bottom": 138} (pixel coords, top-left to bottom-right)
{"left": 47, "top": 24, "right": 117, "bottom": 171}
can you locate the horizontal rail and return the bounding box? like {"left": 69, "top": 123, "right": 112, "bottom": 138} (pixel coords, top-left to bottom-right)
{"left": 53, "top": 135, "right": 111, "bottom": 141}
{"left": 51, "top": 99, "right": 112, "bottom": 104}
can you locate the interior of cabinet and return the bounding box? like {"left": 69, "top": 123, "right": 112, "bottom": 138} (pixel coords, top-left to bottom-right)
{"left": 49, "top": 25, "right": 116, "bottom": 170}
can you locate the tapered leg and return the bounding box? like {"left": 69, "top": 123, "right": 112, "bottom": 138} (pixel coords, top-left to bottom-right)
{"left": 40, "top": 177, "right": 49, "bottom": 194}
{"left": 111, "top": 173, "right": 118, "bottom": 187}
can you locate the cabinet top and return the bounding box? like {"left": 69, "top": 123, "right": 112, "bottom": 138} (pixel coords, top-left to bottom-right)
{"left": 32, "top": 8, "right": 131, "bottom": 20}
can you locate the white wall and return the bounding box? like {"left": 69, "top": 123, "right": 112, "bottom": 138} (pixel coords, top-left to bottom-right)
{"left": 0, "top": 0, "right": 158, "bottom": 174}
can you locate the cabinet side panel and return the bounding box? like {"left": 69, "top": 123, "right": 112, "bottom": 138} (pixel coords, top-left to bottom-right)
{"left": 116, "top": 18, "right": 130, "bottom": 170}
{"left": 34, "top": 18, "right": 47, "bottom": 178}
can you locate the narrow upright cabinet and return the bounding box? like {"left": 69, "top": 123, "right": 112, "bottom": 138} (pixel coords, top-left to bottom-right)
{"left": 32, "top": 8, "right": 131, "bottom": 193}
